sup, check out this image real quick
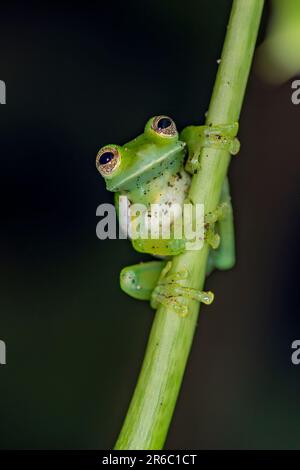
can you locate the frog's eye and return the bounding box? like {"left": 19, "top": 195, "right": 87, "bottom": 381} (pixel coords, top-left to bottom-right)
{"left": 96, "top": 147, "right": 121, "bottom": 176}
{"left": 151, "top": 115, "right": 177, "bottom": 137}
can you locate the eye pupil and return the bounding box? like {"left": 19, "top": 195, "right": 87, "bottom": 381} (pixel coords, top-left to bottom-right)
{"left": 157, "top": 117, "right": 172, "bottom": 130}
{"left": 99, "top": 151, "right": 114, "bottom": 165}
{"left": 151, "top": 116, "right": 177, "bottom": 137}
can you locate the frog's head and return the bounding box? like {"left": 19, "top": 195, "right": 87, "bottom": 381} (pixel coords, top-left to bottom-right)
{"left": 96, "top": 116, "right": 186, "bottom": 192}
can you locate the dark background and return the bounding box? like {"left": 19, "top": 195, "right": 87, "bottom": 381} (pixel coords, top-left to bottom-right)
{"left": 0, "top": 0, "right": 299, "bottom": 449}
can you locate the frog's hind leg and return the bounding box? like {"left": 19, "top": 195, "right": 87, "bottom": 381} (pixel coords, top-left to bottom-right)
{"left": 120, "top": 261, "right": 166, "bottom": 301}
{"left": 121, "top": 259, "right": 214, "bottom": 316}
{"left": 206, "top": 251, "right": 216, "bottom": 276}
{"left": 213, "top": 176, "right": 235, "bottom": 270}
{"left": 205, "top": 176, "right": 235, "bottom": 272}
{"left": 132, "top": 237, "right": 185, "bottom": 257}
{"left": 151, "top": 261, "right": 214, "bottom": 317}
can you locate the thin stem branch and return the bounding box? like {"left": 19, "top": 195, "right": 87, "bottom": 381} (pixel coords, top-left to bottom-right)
{"left": 115, "top": 0, "right": 264, "bottom": 450}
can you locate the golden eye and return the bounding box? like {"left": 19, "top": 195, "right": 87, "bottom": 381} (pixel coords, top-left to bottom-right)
{"left": 96, "top": 147, "right": 121, "bottom": 176}
{"left": 151, "top": 115, "right": 177, "bottom": 136}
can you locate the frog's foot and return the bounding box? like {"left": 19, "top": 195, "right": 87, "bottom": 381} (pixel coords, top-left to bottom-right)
{"left": 186, "top": 122, "right": 240, "bottom": 173}
{"left": 205, "top": 202, "right": 230, "bottom": 249}
{"left": 205, "top": 227, "right": 220, "bottom": 250}
{"left": 203, "top": 122, "right": 240, "bottom": 155}
{"left": 150, "top": 261, "right": 214, "bottom": 317}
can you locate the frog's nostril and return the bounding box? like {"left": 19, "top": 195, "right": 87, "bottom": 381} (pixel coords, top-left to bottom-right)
{"left": 99, "top": 151, "right": 114, "bottom": 165}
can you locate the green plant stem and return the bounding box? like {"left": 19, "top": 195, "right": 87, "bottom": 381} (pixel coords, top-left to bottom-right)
{"left": 115, "top": 0, "right": 264, "bottom": 450}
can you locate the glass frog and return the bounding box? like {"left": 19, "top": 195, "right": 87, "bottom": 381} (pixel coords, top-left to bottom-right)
{"left": 96, "top": 116, "right": 239, "bottom": 316}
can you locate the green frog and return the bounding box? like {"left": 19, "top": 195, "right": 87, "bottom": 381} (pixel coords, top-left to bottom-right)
{"left": 96, "top": 115, "right": 239, "bottom": 316}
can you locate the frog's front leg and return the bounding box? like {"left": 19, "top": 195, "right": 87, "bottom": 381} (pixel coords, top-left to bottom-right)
{"left": 151, "top": 261, "right": 214, "bottom": 317}
{"left": 182, "top": 122, "right": 240, "bottom": 174}
{"left": 203, "top": 122, "right": 240, "bottom": 155}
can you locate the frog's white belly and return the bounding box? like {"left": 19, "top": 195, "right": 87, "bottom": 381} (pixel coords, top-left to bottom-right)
{"left": 123, "top": 169, "right": 191, "bottom": 239}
